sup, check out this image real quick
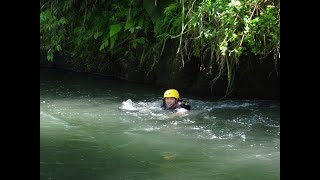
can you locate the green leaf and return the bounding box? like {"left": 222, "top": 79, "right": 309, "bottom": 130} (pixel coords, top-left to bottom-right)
{"left": 132, "top": 37, "right": 146, "bottom": 45}
{"left": 129, "top": 27, "right": 135, "bottom": 34}
{"left": 94, "top": 31, "right": 103, "bottom": 39}
{"left": 132, "top": 41, "right": 137, "bottom": 49}
{"left": 164, "top": 2, "right": 179, "bottom": 16}
{"left": 110, "top": 24, "right": 122, "bottom": 37}
{"left": 125, "top": 19, "right": 135, "bottom": 30}
{"left": 138, "top": 17, "right": 144, "bottom": 27}
{"left": 109, "top": 35, "right": 117, "bottom": 49}
{"left": 99, "top": 44, "right": 105, "bottom": 51}
{"left": 74, "top": 27, "right": 83, "bottom": 34}
{"left": 99, "top": 38, "right": 109, "bottom": 51}
{"left": 47, "top": 53, "right": 53, "bottom": 61}
{"left": 251, "top": 17, "right": 260, "bottom": 24}
{"left": 131, "top": 37, "right": 147, "bottom": 49}
{"left": 58, "top": 18, "right": 67, "bottom": 26}
{"left": 56, "top": 45, "right": 62, "bottom": 51}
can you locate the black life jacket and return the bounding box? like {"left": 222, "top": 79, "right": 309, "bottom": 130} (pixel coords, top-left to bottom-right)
{"left": 178, "top": 100, "right": 191, "bottom": 111}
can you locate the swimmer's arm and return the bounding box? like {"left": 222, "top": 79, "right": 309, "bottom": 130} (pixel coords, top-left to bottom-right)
{"left": 166, "top": 108, "right": 189, "bottom": 119}
{"left": 172, "top": 108, "right": 189, "bottom": 115}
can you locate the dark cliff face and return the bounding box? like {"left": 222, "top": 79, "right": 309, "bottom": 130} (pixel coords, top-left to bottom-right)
{"left": 233, "top": 60, "right": 280, "bottom": 100}
{"left": 40, "top": 51, "right": 279, "bottom": 100}
{"left": 151, "top": 51, "right": 279, "bottom": 100}
{"left": 232, "top": 54, "right": 280, "bottom": 100}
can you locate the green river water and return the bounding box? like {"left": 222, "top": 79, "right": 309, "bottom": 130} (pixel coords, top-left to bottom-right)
{"left": 40, "top": 68, "right": 280, "bottom": 180}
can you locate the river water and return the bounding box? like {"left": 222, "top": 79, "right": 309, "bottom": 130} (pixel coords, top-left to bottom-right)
{"left": 40, "top": 68, "right": 280, "bottom": 180}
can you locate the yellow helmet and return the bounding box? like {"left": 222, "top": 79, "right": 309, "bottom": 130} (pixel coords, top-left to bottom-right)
{"left": 163, "top": 89, "right": 180, "bottom": 99}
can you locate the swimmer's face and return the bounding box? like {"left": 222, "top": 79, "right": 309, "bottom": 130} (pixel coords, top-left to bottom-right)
{"left": 164, "top": 97, "right": 177, "bottom": 108}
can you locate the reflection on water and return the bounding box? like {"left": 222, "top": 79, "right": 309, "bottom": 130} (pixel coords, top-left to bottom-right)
{"left": 40, "top": 68, "right": 280, "bottom": 180}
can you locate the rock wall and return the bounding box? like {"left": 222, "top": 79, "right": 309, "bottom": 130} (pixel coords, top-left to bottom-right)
{"left": 40, "top": 51, "right": 279, "bottom": 100}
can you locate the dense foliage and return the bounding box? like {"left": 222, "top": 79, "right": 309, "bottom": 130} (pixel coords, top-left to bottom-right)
{"left": 40, "top": 0, "right": 279, "bottom": 95}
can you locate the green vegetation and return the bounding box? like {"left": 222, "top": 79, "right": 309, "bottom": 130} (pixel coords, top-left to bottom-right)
{"left": 40, "top": 0, "right": 279, "bottom": 96}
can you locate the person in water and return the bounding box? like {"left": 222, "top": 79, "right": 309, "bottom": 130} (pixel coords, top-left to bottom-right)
{"left": 161, "top": 89, "right": 191, "bottom": 113}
